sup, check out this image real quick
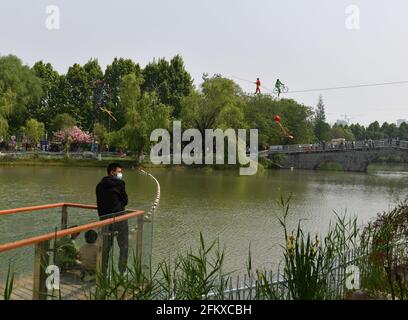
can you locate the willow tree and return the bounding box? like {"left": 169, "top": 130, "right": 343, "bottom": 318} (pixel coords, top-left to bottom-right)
{"left": 23, "top": 119, "right": 45, "bottom": 150}
{"left": 180, "top": 75, "right": 242, "bottom": 134}
{"left": 118, "top": 73, "right": 171, "bottom": 160}
{"left": 0, "top": 55, "right": 43, "bottom": 130}
{"left": 0, "top": 116, "right": 8, "bottom": 141}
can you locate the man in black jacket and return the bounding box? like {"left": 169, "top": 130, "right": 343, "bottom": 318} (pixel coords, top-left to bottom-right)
{"left": 96, "top": 163, "right": 129, "bottom": 275}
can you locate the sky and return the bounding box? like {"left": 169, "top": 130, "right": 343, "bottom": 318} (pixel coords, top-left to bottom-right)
{"left": 1, "top": 0, "right": 408, "bottom": 126}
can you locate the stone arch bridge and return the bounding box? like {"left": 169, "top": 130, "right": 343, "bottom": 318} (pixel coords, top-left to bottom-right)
{"left": 264, "top": 140, "right": 408, "bottom": 172}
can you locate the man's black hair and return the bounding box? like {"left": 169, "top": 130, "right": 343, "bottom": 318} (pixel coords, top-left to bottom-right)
{"left": 107, "top": 163, "right": 123, "bottom": 175}
{"left": 85, "top": 229, "right": 98, "bottom": 244}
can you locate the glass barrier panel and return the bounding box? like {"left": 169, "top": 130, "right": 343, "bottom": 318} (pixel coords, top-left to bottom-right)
{"left": 0, "top": 205, "right": 146, "bottom": 300}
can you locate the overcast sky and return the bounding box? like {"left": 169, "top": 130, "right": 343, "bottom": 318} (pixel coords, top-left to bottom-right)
{"left": 1, "top": 0, "right": 407, "bottom": 125}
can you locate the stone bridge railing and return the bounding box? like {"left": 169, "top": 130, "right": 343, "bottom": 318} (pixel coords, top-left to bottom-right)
{"left": 266, "top": 139, "right": 408, "bottom": 155}
{"left": 264, "top": 139, "right": 408, "bottom": 172}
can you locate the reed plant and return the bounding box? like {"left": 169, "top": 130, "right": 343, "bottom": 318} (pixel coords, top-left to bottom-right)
{"left": 359, "top": 201, "right": 408, "bottom": 300}
{"left": 276, "top": 194, "right": 360, "bottom": 300}
{"left": 3, "top": 264, "right": 14, "bottom": 300}
{"left": 90, "top": 233, "right": 230, "bottom": 300}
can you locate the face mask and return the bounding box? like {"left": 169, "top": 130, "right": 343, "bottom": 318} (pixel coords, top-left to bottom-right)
{"left": 116, "top": 172, "right": 123, "bottom": 180}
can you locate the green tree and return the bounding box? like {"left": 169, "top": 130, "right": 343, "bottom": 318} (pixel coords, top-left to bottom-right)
{"left": 331, "top": 124, "right": 354, "bottom": 141}
{"left": 0, "top": 55, "right": 43, "bottom": 130}
{"left": 23, "top": 119, "right": 45, "bottom": 149}
{"left": 246, "top": 95, "right": 315, "bottom": 146}
{"left": 122, "top": 93, "right": 172, "bottom": 158}
{"left": 119, "top": 74, "right": 171, "bottom": 158}
{"left": 0, "top": 89, "right": 17, "bottom": 119}
{"left": 314, "top": 95, "right": 331, "bottom": 142}
{"left": 366, "top": 121, "right": 383, "bottom": 140}
{"left": 50, "top": 113, "right": 76, "bottom": 133}
{"left": 315, "top": 95, "right": 326, "bottom": 122}
{"left": 279, "top": 99, "right": 315, "bottom": 144}
{"left": 108, "top": 130, "right": 126, "bottom": 151}
{"left": 0, "top": 89, "right": 16, "bottom": 142}
{"left": 84, "top": 59, "right": 104, "bottom": 128}
{"left": 180, "top": 75, "right": 241, "bottom": 134}
{"left": 104, "top": 58, "right": 142, "bottom": 130}
{"left": 349, "top": 123, "right": 366, "bottom": 140}
{"left": 381, "top": 122, "right": 399, "bottom": 138}
{"left": 243, "top": 94, "right": 281, "bottom": 146}
{"left": 65, "top": 64, "right": 93, "bottom": 130}
{"left": 142, "top": 55, "right": 193, "bottom": 118}
{"left": 84, "top": 58, "right": 103, "bottom": 87}
{"left": 93, "top": 122, "right": 107, "bottom": 156}
{"left": 116, "top": 70, "right": 142, "bottom": 129}
{"left": 314, "top": 121, "right": 331, "bottom": 142}
{"left": 216, "top": 102, "right": 246, "bottom": 130}
{"left": 398, "top": 122, "right": 408, "bottom": 140}
{"left": 30, "top": 61, "right": 60, "bottom": 129}
{"left": 0, "top": 116, "right": 8, "bottom": 140}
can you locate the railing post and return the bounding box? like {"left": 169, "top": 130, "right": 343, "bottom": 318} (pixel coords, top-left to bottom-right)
{"left": 33, "top": 240, "right": 50, "bottom": 300}
{"left": 96, "top": 229, "right": 104, "bottom": 278}
{"left": 136, "top": 214, "right": 144, "bottom": 262}
{"left": 61, "top": 205, "right": 68, "bottom": 230}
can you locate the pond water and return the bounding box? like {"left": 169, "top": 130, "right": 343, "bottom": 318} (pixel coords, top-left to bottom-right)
{"left": 1, "top": 165, "right": 407, "bottom": 276}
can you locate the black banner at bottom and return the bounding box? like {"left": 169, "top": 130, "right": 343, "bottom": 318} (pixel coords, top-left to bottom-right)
{"left": 1, "top": 299, "right": 402, "bottom": 319}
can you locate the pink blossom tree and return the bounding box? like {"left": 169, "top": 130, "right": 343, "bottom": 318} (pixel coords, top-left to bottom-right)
{"left": 54, "top": 126, "right": 92, "bottom": 156}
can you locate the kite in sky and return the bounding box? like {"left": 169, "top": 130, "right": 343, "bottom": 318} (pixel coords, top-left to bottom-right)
{"left": 274, "top": 115, "right": 294, "bottom": 140}
{"left": 100, "top": 106, "right": 117, "bottom": 122}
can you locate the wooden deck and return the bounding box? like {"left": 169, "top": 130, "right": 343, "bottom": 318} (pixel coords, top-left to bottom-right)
{"left": 0, "top": 271, "right": 95, "bottom": 300}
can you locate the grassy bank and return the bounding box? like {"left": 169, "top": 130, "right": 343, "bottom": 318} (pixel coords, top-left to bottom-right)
{"left": 0, "top": 156, "right": 266, "bottom": 173}
{"left": 3, "top": 156, "right": 408, "bottom": 175}
{"left": 0, "top": 156, "right": 142, "bottom": 169}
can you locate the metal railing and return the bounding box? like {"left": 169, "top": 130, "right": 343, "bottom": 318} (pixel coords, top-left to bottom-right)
{"left": 211, "top": 242, "right": 408, "bottom": 300}
{"left": 0, "top": 151, "right": 127, "bottom": 159}
{"left": 267, "top": 139, "right": 408, "bottom": 155}
{"left": 205, "top": 253, "right": 358, "bottom": 300}
{"left": 0, "top": 203, "right": 146, "bottom": 300}
{"left": 0, "top": 169, "right": 161, "bottom": 300}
